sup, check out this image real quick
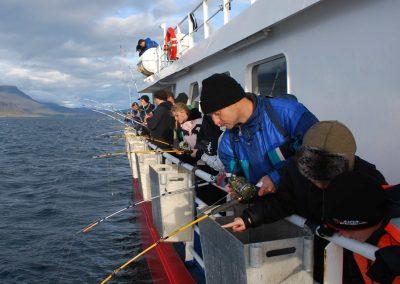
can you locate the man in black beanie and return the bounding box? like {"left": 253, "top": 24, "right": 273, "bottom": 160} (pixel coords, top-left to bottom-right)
{"left": 200, "top": 73, "right": 318, "bottom": 195}
{"left": 324, "top": 172, "right": 400, "bottom": 284}
{"left": 146, "top": 90, "right": 175, "bottom": 145}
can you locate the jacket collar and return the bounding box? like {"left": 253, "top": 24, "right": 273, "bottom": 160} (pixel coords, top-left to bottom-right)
{"left": 232, "top": 93, "right": 263, "bottom": 137}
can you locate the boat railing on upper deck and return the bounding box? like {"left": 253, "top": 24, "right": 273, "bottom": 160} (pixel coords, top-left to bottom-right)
{"left": 146, "top": 0, "right": 254, "bottom": 79}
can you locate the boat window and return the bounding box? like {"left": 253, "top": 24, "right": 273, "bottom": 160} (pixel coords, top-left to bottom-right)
{"left": 252, "top": 56, "right": 287, "bottom": 97}
{"left": 189, "top": 82, "right": 200, "bottom": 109}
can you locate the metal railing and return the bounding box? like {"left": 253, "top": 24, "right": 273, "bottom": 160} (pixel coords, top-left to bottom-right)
{"left": 146, "top": 140, "right": 378, "bottom": 260}
{"left": 146, "top": 0, "right": 255, "bottom": 78}
{"left": 143, "top": 136, "right": 380, "bottom": 282}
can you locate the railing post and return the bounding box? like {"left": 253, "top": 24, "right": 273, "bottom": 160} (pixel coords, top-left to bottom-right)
{"left": 188, "top": 13, "right": 194, "bottom": 48}
{"left": 159, "top": 23, "right": 167, "bottom": 70}
{"left": 324, "top": 243, "right": 343, "bottom": 284}
{"left": 202, "top": 0, "right": 210, "bottom": 39}
{"left": 223, "top": 0, "right": 230, "bottom": 24}
{"left": 176, "top": 25, "right": 183, "bottom": 58}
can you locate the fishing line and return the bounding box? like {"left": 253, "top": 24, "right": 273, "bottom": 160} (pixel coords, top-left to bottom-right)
{"left": 55, "top": 117, "right": 105, "bottom": 281}
{"left": 57, "top": 116, "right": 133, "bottom": 280}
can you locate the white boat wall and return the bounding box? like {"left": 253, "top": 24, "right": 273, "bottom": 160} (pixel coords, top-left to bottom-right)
{"left": 126, "top": 0, "right": 398, "bottom": 282}
{"left": 137, "top": 0, "right": 400, "bottom": 183}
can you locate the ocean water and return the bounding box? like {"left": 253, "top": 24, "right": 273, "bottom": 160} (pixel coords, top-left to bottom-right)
{"left": 0, "top": 116, "right": 151, "bottom": 283}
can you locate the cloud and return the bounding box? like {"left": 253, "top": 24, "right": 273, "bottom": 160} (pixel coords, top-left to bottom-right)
{"left": 0, "top": 0, "right": 198, "bottom": 108}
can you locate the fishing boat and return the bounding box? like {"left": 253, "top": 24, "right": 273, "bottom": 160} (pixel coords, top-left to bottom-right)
{"left": 123, "top": 0, "right": 400, "bottom": 283}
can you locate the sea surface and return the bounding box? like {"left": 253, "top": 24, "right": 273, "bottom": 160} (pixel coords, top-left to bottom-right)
{"left": 0, "top": 115, "right": 151, "bottom": 283}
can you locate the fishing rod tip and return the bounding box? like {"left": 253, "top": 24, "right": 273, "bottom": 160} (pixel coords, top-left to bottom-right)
{"left": 82, "top": 222, "right": 99, "bottom": 233}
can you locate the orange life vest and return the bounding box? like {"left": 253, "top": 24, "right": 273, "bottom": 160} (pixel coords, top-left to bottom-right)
{"left": 164, "top": 27, "right": 178, "bottom": 61}
{"left": 353, "top": 184, "right": 400, "bottom": 284}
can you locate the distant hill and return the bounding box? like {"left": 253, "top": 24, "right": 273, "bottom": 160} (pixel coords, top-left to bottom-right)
{"left": 0, "top": 86, "right": 90, "bottom": 117}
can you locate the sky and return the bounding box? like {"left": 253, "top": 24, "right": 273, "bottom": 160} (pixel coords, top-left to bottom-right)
{"left": 0, "top": 0, "right": 199, "bottom": 108}
{"left": 0, "top": 0, "right": 250, "bottom": 108}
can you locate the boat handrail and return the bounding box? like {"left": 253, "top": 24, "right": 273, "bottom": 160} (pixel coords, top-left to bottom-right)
{"left": 146, "top": 140, "right": 379, "bottom": 261}
{"left": 153, "top": 0, "right": 251, "bottom": 74}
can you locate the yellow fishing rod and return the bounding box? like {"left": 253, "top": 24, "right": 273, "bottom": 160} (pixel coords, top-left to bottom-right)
{"left": 101, "top": 194, "right": 238, "bottom": 284}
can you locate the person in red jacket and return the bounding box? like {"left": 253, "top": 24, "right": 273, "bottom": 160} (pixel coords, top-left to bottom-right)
{"left": 324, "top": 171, "right": 400, "bottom": 284}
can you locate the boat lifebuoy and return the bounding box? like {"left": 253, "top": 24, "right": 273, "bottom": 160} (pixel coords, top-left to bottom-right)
{"left": 164, "top": 27, "right": 178, "bottom": 61}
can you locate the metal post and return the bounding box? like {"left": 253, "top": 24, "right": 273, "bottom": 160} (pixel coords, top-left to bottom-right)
{"left": 188, "top": 13, "right": 194, "bottom": 48}
{"left": 223, "top": 0, "right": 230, "bottom": 24}
{"left": 203, "top": 0, "right": 210, "bottom": 39}
{"left": 160, "top": 22, "right": 167, "bottom": 39}
{"left": 159, "top": 23, "right": 167, "bottom": 71}
{"left": 324, "top": 243, "right": 343, "bottom": 284}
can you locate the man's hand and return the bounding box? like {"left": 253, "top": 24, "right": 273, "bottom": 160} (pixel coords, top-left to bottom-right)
{"left": 257, "top": 175, "right": 276, "bottom": 196}
{"left": 190, "top": 149, "right": 198, "bottom": 158}
{"left": 222, "top": 217, "right": 246, "bottom": 232}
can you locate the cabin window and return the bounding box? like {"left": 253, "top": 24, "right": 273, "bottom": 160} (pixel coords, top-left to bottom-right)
{"left": 189, "top": 82, "right": 200, "bottom": 109}
{"left": 252, "top": 55, "right": 287, "bottom": 97}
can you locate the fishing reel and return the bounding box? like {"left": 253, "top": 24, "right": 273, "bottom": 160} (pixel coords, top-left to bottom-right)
{"left": 177, "top": 141, "right": 193, "bottom": 155}
{"left": 178, "top": 141, "right": 191, "bottom": 151}
{"left": 228, "top": 175, "right": 257, "bottom": 202}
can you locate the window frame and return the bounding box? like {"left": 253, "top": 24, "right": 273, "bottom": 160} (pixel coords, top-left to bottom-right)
{"left": 249, "top": 54, "right": 288, "bottom": 97}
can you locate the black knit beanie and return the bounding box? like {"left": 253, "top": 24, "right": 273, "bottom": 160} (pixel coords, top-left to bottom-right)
{"left": 324, "top": 171, "right": 387, "bottom": 230}
{"left": 200, "top": 73, "right": 245, "bottom": 114}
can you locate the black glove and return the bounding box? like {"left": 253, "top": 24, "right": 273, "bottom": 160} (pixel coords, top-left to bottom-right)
{"left": 305, "top": 220, "right": 336, "bottom": 237}
{"left": 367, "top": 246, "right": 400, "bottom": 284}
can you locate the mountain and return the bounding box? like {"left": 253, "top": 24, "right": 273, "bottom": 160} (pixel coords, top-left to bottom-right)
{"left": 0, "top": 86, "right": 89, "bottom": 117}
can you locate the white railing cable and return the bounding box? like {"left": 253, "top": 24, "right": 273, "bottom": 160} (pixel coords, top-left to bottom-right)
{"left": 176, "top": 5, "right": 223, "bottom": 49}
{"left": 285, "top": 215, "right": 378, "bottom": 260}
{"left": 140, "top": 135, "right": 379, "bottom": 262}
{"left": 147, "top": 142, "right": 217, "bottom": 183}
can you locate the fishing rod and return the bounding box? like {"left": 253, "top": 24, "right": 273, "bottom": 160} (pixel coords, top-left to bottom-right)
{"left": 101, "top": 193, "right": 235, "bottom": 284}
{"left": 87, "top": 107, "right": 128, "bottom": 126}
{"left": 95, "top": 130, "right": 124, "bottom": 139}
{"left": 83, "top": 98, "right": 127, "bottom": 118}
{"left": 83, "top": 99, "right": 145, "bottom": 130}
{"left": 82, "top": 99, "right": 147, "bottom": 129}
{"left": 87, "top": 108, "right": 182, "bottom": 158}
{"left": 100, "top": 175, "right": 258, "bottom": 283}
{"left": 87, "top": 106, "right": 147, "bottom": 131}
{"left": 81, "top": 182, "right": 209, "bottom": 233}
{"left": 92, "top": 148, "right": 187, "bottom": 159}
{"left": 90, "top": 103, "right": 149, "bottom": 130}
{"left": 87, "top": 103, "right": 185, "bottom": 155}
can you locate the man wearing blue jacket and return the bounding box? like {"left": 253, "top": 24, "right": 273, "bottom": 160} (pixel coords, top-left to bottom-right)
{"left": 200, "top": 73, "right": 318, "bottom": 195}
{"left": 136, "top": 38, "right": 159, "bottom": 56}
